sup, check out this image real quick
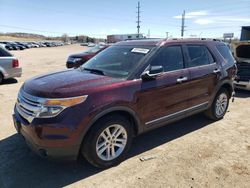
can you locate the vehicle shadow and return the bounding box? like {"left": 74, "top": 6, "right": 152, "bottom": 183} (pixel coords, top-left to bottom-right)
{"left": 0, "top": 114, "right": 212, "bottom": 188}
{"left": 234, "top": 89, "right": 250, "bottom": 98}
{"left": 1, "top": 78, "right": 18, "bottom": 85}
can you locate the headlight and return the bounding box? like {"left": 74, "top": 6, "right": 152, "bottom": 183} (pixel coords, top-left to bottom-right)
{"left": 37, "top": 95, "right": 88, "bottom": 118}
{"left": 68, "top": 57, "right": 82, "bottom": 63}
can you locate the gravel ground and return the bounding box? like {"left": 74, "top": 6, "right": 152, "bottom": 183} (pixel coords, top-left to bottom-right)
{"left": 0, "top": 44, "right": 249, "bottom": 188}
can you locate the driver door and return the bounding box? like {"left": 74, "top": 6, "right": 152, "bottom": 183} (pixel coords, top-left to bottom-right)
{"left": 137, "top": 45, "right": 190, "bottom": 128}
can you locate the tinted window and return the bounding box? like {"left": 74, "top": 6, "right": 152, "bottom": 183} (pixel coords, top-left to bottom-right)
{"left": 0, "top": 47, "right": 12, "bottom": 57}
{"left": 187, "top": 45, "right": 213, "bottom": 67}
{"left": 216, "top": 45, "right": 235, "bottom": 64}
{"left": 83, "top": 46, "right": 152, "bottom": 78}
{"left": 151, "top": 46, "right": 184, "bottom": 72}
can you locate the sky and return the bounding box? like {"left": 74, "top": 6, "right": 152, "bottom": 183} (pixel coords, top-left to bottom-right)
{"left": 0, "top": 0, "right": 250, "bottom": 39}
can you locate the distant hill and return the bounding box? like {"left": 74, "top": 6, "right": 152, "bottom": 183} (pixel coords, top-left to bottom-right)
{"left": 0, "top": 32, "right": 106, "bottom": 42}
{"left": 0, "top": 32, "right": 46, "bottom": 39}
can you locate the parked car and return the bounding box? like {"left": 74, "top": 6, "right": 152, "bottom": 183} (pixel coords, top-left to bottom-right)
{"left": 15, "top": 42, "right": 30, "bottom": 49}
{"left": 0, "top": 46, "right": 22, "bottom": 83}
{"left": 0, "top": 43, "right": 6, "bottom": 49}
{"left": 232, "top": 41, "right": 250, "bottom": 90}
{"left": 80, "top": 42, "right": 88, "bottom": 46}
{"left": 0, "top": 42, "right": 13, "bottom": 50}
{"left": 13, "top": 38, "right": 236, "bottom": 168}
{"left": 0, "top": 42, "right": 20, "bottom": 50}
{"left": 27, "top": 42, "right": 39, "bottom": 48}
{"left": 66, "top": 45, "right": 110, "bottom": 68}
{"left": 88, "top": 42, "right": 96, "bottom": 47}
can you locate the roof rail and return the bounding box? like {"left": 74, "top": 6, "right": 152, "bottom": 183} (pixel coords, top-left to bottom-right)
{"left": 166, "top": 37, "right": 222, "bottom": 42}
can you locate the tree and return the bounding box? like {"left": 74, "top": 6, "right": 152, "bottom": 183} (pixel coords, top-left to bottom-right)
{"left": 61, "top": 34, "right": 69, "bottom": 42}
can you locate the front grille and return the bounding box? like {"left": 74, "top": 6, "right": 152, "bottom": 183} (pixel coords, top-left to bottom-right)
{"left": 237, "top": 62, "right": 250, "bottom": 81}
{"left": 16, "top": 90, "right": 43, "bottom": 123}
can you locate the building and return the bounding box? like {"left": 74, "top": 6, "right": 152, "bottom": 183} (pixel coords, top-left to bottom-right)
{"left": 107, "top": 34, "right": 143, "bottom": 43}
{"left": 240, "top": 26, "right": 250, "bottom": 41}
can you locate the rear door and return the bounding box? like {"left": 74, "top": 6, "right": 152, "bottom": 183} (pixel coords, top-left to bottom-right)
{"left": 137, "top": 45, "right": 190, "bottom": 127}
{"left": 183, "top": 44, "right": 220, "bottom": 107}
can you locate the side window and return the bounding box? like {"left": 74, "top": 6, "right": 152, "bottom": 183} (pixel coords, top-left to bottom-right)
{"left": 151, "top": 46, "right": 184, "bottom": 72}
{"left": 0, "top": 47, "right": 12, "bottom": 57}
{"left": 186, "top": 45, "right": 213, "bottom": 67}
{"left": 216, "top": 45, "right": 235, "bottom": 64}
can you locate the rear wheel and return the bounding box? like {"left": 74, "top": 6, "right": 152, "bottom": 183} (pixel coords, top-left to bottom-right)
{"left": 205, "top": 88, "right": 229, "bottom": 120}
{"left": 81, "top": 114, "right": 133, "bottom": 168}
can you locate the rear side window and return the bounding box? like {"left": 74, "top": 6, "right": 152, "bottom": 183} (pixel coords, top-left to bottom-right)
{"left": 151, "top": 46, "right": 184, "bottom": 72}
{"left": 216, "top": 45, "right": 235, "bottom": 64}
{"left": 186, "top": 45, "right": 214, "bottom": 67}
{"left": 0, "top": 47, "right": 12, "bottom": 57}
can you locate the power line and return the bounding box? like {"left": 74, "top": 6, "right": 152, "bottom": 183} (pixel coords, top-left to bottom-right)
{"left": 136, "top": 1, "right": 141, "bottom": 37}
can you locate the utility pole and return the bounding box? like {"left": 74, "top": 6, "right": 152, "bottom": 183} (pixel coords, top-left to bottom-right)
{"left": 166, "top": 32, "right": 169, "bottom": 39}
{"left": 147, "top": 29, "right": 150, "bottom": 38}
{"left": 136, "top": 1, "right": 141, "bottom": 38}
{"left": 181, "top": 10, "right": 185, "bottom": 37}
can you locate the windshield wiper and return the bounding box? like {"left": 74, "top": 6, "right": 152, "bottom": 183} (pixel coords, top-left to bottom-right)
{"left": 83, "top": 67, "right": 105, "bottom": 75}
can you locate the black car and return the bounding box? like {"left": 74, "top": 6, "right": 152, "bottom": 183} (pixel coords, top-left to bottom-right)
{"left": 0, "top": 42, "right": 13, "bottom": 50}
{"left": 16, "top": 42, "right": 30, "bottom": 49}
{"left": 1, "top": 42, "right": 20, "bottom": 50}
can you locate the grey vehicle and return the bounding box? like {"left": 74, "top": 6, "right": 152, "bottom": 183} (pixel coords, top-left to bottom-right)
{"left": 0, "top": 47, "right": 22, "bottom": 83}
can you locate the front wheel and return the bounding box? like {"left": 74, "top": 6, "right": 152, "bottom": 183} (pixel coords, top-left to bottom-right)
{"left": 205, "top": 88, "right": 229, "bottom": 120}
{"left": 81, "top": 115, "right": 133, "bottom": 168}
{"left": 0, "top": 73, "right": 3, "bottom": 84}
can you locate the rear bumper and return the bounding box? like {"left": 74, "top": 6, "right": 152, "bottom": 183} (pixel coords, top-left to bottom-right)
{"left": 4, "top": 67, "right": 22, "bottom": 79}
{"left": 234, "top": 80, "right": 250, "bottom": 90}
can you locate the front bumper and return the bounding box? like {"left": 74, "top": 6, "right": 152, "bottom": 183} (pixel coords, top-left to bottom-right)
{"left": 234, "top": 80, "right": 250, "bottom": 90}
{"left": 13, "top": 111, "right": 80, "bottom": 161}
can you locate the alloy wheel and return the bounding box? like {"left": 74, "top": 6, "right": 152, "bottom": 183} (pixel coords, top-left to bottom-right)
{"left": 96, "top": 124, "right": 128, "bottom": 161}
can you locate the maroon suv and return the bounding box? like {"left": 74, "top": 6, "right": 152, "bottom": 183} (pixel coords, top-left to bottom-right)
{"left": 13, "top": 38, "right": 236, "bottom": 168}
{"left": 66, "top": 45, "right": 109, "bottom": 68}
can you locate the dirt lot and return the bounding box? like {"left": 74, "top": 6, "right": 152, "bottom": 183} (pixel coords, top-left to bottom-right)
{"left": 0, "top": 44, "right": 249, "bottom": 188}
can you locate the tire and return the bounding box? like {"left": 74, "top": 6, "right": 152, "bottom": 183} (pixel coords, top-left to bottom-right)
{"left": 81, "top": 114, "right": 133, "bottom": 168}
{"left": 205, "top": 88, "right": 229, "bottom": 120}
{"left": 0, "top": 73, "right": 3, "bottom": 84}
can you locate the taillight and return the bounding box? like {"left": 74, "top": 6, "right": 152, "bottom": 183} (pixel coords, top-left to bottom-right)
{"left": 12, "top": 59, "right": 19, "bottom": 68}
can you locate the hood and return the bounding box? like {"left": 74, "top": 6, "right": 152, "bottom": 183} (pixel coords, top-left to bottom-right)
{"left": 23, "top": 69, "right": 122, "bottom": 98}
{"left": 69, "top": 52, "right": 93, "bottom": 58}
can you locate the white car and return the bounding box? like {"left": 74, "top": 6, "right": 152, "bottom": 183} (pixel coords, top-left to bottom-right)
{"left": 87, "top": 43, "right": 96, "bottom": 47}
{"left": 0, "top": 46, "right": 22, "bottom": 83}
{"left": 232, "top": 41, "right": 250, "bottom": 90}
{"left": 0, "top": 43, "right": 6, "bottom": 49}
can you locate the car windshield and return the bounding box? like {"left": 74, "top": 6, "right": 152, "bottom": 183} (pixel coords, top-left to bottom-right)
{"left": 82, "top": 45, "right": 152, "bottom": 78}
{"left": 85, "top": 45, "right": 105, "bottom": 53}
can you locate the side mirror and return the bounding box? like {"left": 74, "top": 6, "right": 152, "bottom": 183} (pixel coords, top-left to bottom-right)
{"left": 141, "top": 65, "right": 163, "bottom": 80}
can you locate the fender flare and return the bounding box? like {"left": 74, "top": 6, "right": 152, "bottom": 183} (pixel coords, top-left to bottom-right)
{"left": 76, "top": 106, "right": 142, "bottom": 146}
{"left": 208, "top": 79, "right": 234, "bottom": 107}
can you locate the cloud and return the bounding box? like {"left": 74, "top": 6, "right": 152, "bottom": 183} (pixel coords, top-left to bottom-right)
{"left": 173, "top": 10, "right": 250, "bottom": 26}
{"left": 173, "top": 11, "right": 208, "bottom": 19}
{"left": 194, "top": 19, "right": 214, "bottom": 25}
{"left": 194, "top": 17, "right": 250, "bottom": 25}
{"left": 111, "top": 28, "right": 119, "bottom": 32}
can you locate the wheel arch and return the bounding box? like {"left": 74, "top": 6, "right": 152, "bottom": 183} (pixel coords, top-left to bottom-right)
{"left": 220, "top": 82, "right": 234, "bottom": 98}
{"left": 77, "top": 106, "right": 142, "bottom": 147}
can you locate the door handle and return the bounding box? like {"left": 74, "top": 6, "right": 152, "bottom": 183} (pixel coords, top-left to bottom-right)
{"left": 213, "top": 69, "right": 221, "bottom": 74}
{"left": 177, "top": 77, "right": 188, "bottom": 83}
